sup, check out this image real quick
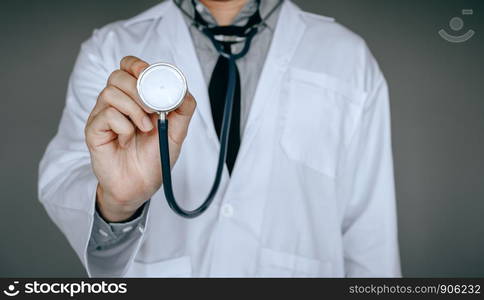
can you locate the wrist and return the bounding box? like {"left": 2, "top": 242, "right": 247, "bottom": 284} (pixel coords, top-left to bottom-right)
{"left": 95, "top": 184, "right": 140, "bottom": 222}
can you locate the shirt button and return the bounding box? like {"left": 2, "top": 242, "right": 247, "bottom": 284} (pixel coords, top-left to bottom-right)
{"left": 221, "top": 203, "right": 234, "bottom": 218}
{"left": 98, "top": 229, "right": 108, "bottom": 237}
{"left": 122, "top": 226, "right": 133, "bottom": 233}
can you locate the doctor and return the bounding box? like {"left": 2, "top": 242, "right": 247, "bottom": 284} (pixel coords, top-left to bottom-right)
{"left": 39, "top": 0, "right": 400, "bottom": 277}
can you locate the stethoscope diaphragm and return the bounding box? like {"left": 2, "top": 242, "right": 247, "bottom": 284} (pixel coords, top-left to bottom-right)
{"left": 136, "top": 62, "right": 187, "bottom": 113}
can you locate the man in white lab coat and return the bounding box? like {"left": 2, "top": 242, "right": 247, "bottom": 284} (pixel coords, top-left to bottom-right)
{"left": 39, "top": 0, "right": 401, "bottom": 277}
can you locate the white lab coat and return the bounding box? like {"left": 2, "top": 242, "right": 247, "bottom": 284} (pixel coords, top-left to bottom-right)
{"left": 38, "top": 0, "right": 400, "bottom": 277}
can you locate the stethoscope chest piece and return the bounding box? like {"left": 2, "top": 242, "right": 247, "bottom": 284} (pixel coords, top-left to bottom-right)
{"left": 136, "top": 62, "right": 187, "bottom": 113}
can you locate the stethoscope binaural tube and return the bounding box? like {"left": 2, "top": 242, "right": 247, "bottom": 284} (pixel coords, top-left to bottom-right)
{"left": 137, "top": 61, "right": 237, "bottom": 218}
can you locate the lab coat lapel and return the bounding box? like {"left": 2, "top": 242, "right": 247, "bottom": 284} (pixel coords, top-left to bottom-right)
{"left": 235, "top": 1, "right": 306, "bottom": 166}
{"left": 158, "top": 1, "right": 219, "bottom": 145}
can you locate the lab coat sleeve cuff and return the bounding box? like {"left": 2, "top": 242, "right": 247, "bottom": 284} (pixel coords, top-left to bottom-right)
{"left": 86, "top": 200, "right": 151, "bottom": 277}
{"left": 90, "top": 203, "right": 148, "bottom": 247}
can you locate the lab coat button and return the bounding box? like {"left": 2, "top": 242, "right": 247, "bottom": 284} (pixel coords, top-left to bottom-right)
{"left": 221, "top": 203, "right": 234, "bottom": 218}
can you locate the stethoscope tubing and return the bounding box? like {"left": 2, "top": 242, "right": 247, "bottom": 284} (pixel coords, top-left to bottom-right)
{"left": 156, "top": 0, "right": 283, "bottom": 218}
{"left": 157, "top": 58, "right": 237, "bottom": 218}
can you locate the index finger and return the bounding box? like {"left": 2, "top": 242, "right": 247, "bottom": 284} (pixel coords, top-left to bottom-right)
{"left": 120, "top": 56, "right": 149, "bottom": 78}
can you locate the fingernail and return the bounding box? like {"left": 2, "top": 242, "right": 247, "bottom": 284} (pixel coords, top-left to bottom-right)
{"left": 142, "top": 116, "right": 153, "bottom": 131}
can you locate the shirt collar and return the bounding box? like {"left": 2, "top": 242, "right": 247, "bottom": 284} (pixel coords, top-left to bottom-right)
{"left": 177, "top": 0, "right": 280, "bottom": 31}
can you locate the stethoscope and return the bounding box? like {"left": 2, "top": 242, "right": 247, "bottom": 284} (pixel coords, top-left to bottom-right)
{"left": 136, "top": 0, "right": 283, "bottom": 218}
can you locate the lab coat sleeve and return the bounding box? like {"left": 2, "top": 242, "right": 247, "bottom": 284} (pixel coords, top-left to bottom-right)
{"left": 38, "top": 30, "right": 148, "bottom": 277}
{"left": 87, "top": 202, "right": 149, "bottom": 277}
{"left": 89, "top": 204, "right": 146, "bottom": 249}
{"left": 337, "top": 70, "right": 401, "bottom": 277}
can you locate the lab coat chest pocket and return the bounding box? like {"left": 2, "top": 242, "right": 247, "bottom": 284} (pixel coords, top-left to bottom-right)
{"left": 280, "top": 68, "right": 366, "bottom": 177}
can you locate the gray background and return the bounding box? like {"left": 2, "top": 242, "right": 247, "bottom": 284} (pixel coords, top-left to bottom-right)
{"left": 0, "top": 0, "right": 483, "bottom": 277}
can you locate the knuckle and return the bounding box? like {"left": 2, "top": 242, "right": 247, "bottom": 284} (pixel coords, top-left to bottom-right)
{"left": 104, "top": 106, "right": 118, "bottom": 119}
{"left": 132, "top": 61, "right": 146, "bottom": 74}
{"left": 99, "top": 86, "right": 115, "bottom": 102}
{"left": 135, "top": 112, "right": 148, "bottom": 125}
{"left": 84, "top": 112, "right": 95, "bottom": 132}
{"left": 84, "top": 124, "right": 95, "bottom": 148}
{"left": 186, "top": 92, "right": 196, "bottom": 104}
{"left": 189, "top": 95, "right": 197, "bottom": 108}
{"left": 84, "top": 124, "right": 90, "bottom": 139}
{"left": 121, "top": 122, "right": 135, "bottom": 135}
{"left": 85, "top": 110, "right": 94, "bottom": 124}
{"left": 120, "top": 55, "right": 134, "bottom": 67}
{"left": 107, "top": 69, "right": 123, "bottom": 85}
{"left": 184, "top": 93, "right": 197, "bottom": 113}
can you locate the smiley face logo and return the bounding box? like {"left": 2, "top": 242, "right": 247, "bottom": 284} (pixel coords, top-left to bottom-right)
{"left": 438, "top": 9, "right": 475, "bottom": 43}
{"left": 3, "top": 281, "right": 20, "bottom": 297}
